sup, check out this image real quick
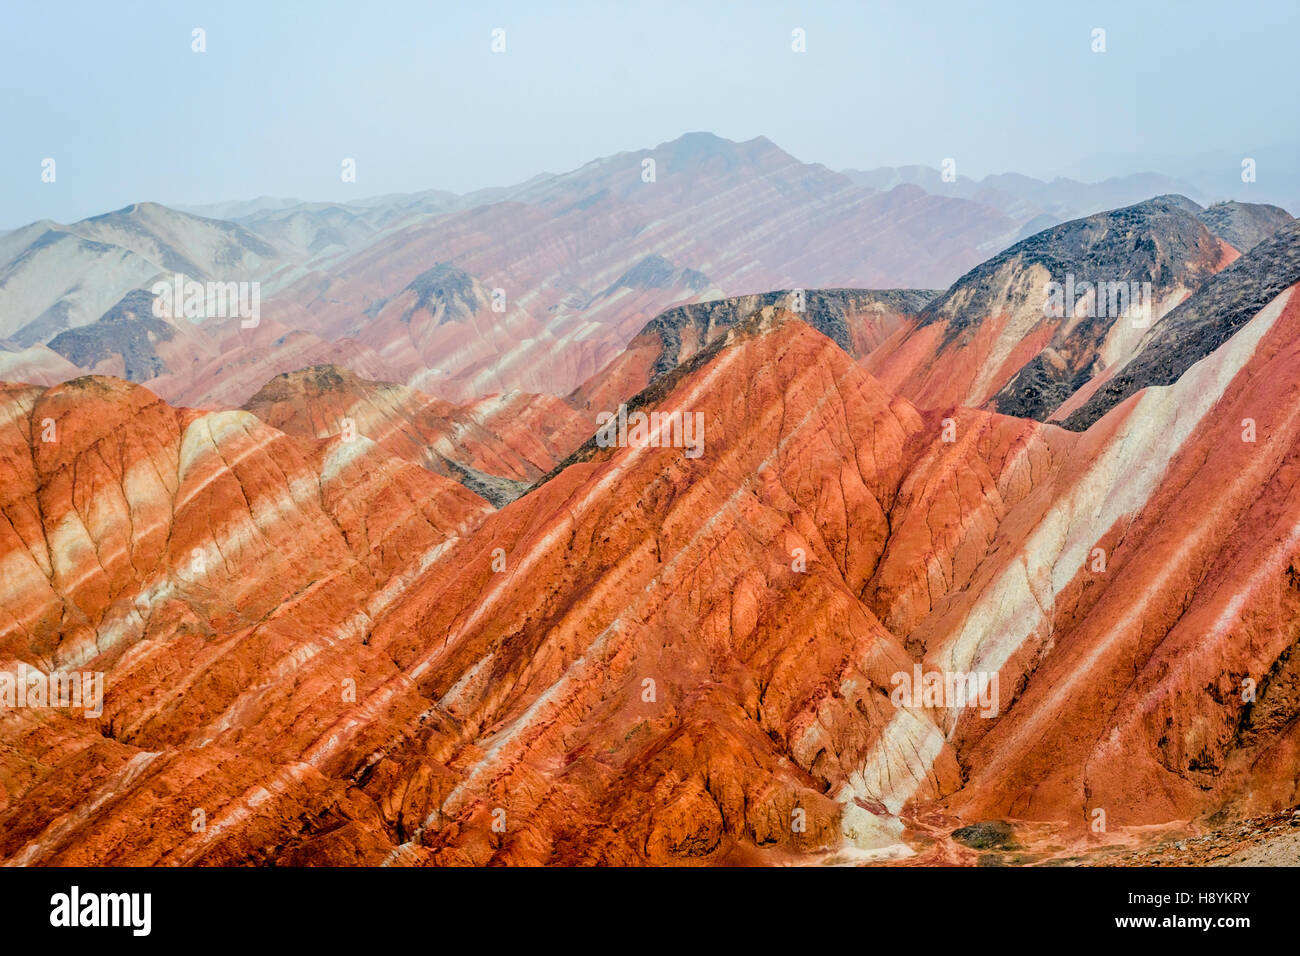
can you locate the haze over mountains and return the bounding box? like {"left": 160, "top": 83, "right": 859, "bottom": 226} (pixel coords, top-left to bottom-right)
{"left": 3, "top": 130, "right": 1300, "bottom": 866}
{"left": 7, "top": 132, "right": 1291, "bottom": 413}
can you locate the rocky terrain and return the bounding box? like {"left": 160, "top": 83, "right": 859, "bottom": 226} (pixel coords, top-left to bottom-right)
{"left": 243, "top": 364, "right": 592, "bottom": 504}
{"left": 1196, "top": 200, "right": 1295, "bottom": 254}
{"left": 1082, "top": 807, "right": 1300, "bottom": 867}
{"left": 1062, "top": 219, "right": 1300, "bottom": 429}
{"left": 3, "top": 260, "right": 1300, "bottom": 864}
{"left": 862, "top": 196, "right": 1293, "bottom": 423}
{"left": 3, "top": 166, "right": 1300, "bottom": 867}
{"left": 571, "top": 287, "right": 938, "bottom": 413}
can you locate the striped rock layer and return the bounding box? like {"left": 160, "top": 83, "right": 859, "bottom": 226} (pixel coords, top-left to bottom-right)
{"left": 3, "top": 266, "right": 1299, "bottom": 863}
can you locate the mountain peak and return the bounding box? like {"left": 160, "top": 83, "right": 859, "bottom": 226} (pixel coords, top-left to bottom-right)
{"left": 602, "top": 253, "right": 711, "bottom": 296}
{"left": 1195, "top": 199, "right": 1294, "bottom": 253}
{"left": 653, "top": 131, "right": 790, "bottom": 173}
{"left": 401, "top": 263, "right": 484, "bottom": 321}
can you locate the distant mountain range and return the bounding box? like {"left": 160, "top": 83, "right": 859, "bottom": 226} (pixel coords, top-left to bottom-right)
{"left": 12, "top": 132, "right": 1289, "bottom": 411}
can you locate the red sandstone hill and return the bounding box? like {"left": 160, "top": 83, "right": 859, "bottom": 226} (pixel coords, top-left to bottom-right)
{"left": 242, "top": 365, "right": 593, "bottom": 505}
{"left": 4, "top": 265, "right": 1300, "bottom": 864}
{"left": 571, "top": 287, "right": 938, "bottom": 415}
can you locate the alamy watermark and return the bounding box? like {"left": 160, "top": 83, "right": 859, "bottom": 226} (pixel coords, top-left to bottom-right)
{"left": 50, "top": 886, "right": 150, "bottom": 936}
{"left": 890, "top": 664, "right": 999, "bottom": 718}
{"left": 595, "top": 404, "right": 704, "bottom": 458}
{"left": 0, "top": 662, "right": 104, "bottom": 718}
{"left": 1043, "top": 274, "right": 1152, "bottom": 328}
{"left": 152, "top": 272, "right": 260, "bottom": 328}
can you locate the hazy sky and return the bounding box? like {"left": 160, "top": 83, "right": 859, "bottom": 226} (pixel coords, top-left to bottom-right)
{"left": 2, "top": 0, "right": 1297, "bottom": 227}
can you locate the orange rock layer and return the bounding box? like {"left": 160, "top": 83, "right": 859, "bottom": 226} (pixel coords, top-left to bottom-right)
{"left": 2, "top": 289, "right": 1300, "bottom": 865}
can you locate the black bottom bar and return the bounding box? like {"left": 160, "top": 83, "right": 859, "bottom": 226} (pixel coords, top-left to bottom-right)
{"left": 0, "top": 864, "right": 1276, "bottom": 944}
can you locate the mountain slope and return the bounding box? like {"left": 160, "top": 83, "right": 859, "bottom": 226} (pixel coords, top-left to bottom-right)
{"left": 0, "top": 375, "right": 492, "bottom": 865}
{"left": 4, "top": 279, "right": 1300, "bottom": 864}
{"left": 243, "top": 365, "right": 592, "bottom": 503}
{"left": 0, "top": 203, "right": 287, "bottom": 345}
{"left": 842, "top": 165, "right": 1208, "bottom": 225}
{"left": 44, "top": 289, "right": 220, "bottom": 383}
{"left": 949, "top": 279, "right": 1300, "bottom": 827}
{"left": 863, "top": 196, "right": 1239, "bottom": 420}
{"left": 572, "top": 287, "right": 937, "bottom": 413}
{"left": 0, "top": 316, "right": 1051, "bottom": 863}
{"left": 1196, "top": 200, "right": 1294, "bottom": 254}
{"left": 1062, "top": 219, "right": 1300, "bottom": 429}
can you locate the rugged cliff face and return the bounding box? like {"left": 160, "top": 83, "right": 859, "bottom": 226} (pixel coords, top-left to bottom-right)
{"left": 1061, "top": 219, "right": 1300, "bottom": 430}
{"left": 861, "top": 197, "right": 1283, "bottom": 422}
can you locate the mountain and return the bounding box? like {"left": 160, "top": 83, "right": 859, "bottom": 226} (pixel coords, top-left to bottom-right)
{"left": 253, "top": 132, "right": 1018, "bottom": 403}
{"left": 0, "top": 314, "right": 1019, "bottom": 863}
{"left": 862, "top": 196, "right": 1249, "bottom": 421}
{"left": 1061, "top": 219, "right": 1300, "bottom": 429}
{"left": 842, "top": 165, "right": 1209, "bottom": 225}
{"left": 6, "top": 151, "right": 1300, "bottom": 868}
{"left": 174, "top": 196, "right": 305, "bottom": 221}
{"left": 0, "top": 134, "right": 1025, "bottom": 407}
{"left": 5, "top": 247, "right": 1300, "bottom": 864}
{"left": 13, "top": 135, "right": 1248, "bottom": 412}
{"left": 1195, "top": 200, "right": 1295, "bottom": 254}
{"left": 0, "top": 203, "right": 285, "bottom": 345}
{"left": 0, "top": 342, "right": 83, "bottom": 386}
{"left": 1060, "top": 142, "right": 1300, "bottom": 217}
{"left": 44, "top": 289, "right": 219, "bottom": 382}
{"left": 140, "top": 313, "right": 402, "bottom": 410}
{"left": 572, "top": 287, "right": 937, "bottom": 413}
{"left": 947, "top": 276, "right": 1300, "bottom": 831}
{"left": 242, "top": 365, "right": 592, "bottom": 505}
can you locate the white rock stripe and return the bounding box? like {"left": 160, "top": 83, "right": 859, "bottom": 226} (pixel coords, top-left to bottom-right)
{"left": 837, "top": 286, "right": 1295, "bottom": 844}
